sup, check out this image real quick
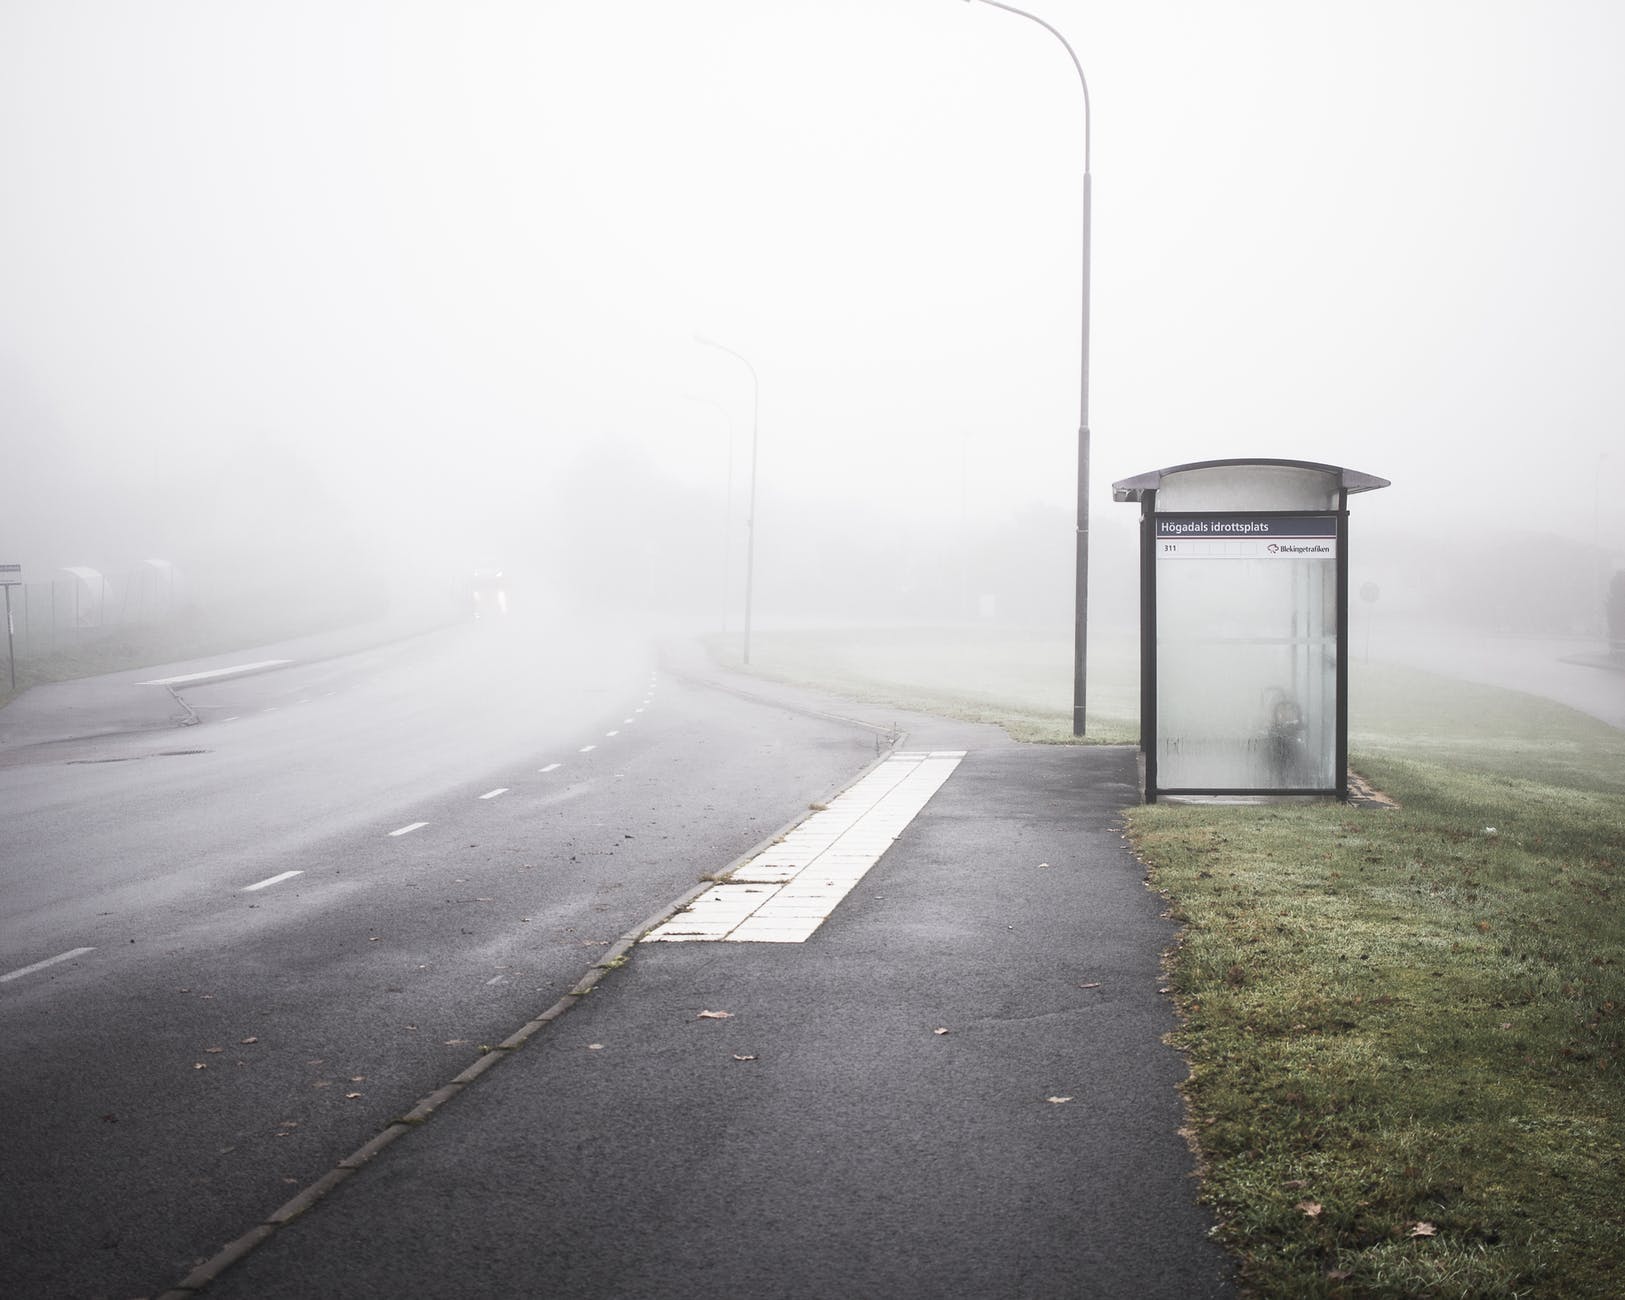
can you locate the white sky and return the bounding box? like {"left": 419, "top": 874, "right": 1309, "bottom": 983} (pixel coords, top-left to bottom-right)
{"left": 3, "top": 0, "right": 1624, "bottom": 581}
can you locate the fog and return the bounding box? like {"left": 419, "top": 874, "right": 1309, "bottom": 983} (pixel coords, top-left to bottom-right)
{"left": 3, "top": 0, "right": 1623, "bottom": 647}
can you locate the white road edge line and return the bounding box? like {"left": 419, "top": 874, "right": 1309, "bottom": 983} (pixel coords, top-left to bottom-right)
{"left": 389, "top": 822, "right": 429, "bottom": 837}
{"left": 1, "top": 947, "right": 96, "bottom": 984}
{"left": 243, "top": 870, "right": 304, "bottom": 892}
{"left": 136, "top": 659, "right": 292, "bottom": 686}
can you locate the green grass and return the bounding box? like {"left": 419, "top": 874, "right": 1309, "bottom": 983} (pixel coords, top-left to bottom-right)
{"left": 1133, "top": 671, "right": 1625, "bottom": 1297}
{"left": 711, "top": 624, "right": 1139, "bottom": 743}
{"left": 725, "top": 626, "right": 1625, "bottom": 1297}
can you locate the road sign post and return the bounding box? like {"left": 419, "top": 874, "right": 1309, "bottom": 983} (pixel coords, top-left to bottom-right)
{"left": 2, "top": 565, "right": 22, "bottom": 692}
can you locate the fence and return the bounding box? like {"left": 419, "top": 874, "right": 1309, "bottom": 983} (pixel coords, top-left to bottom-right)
{"left": 5, "top": 565, "right": 188, "bottom": 661}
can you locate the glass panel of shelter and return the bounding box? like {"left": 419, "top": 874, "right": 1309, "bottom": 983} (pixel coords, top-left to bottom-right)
{"left": 1155, "top": 546, "right": 1337, "bottom": 790}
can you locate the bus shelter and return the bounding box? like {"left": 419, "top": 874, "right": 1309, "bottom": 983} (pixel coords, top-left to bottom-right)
{"left": 1112, "top": 458, "right": 1390, "bottom": 802}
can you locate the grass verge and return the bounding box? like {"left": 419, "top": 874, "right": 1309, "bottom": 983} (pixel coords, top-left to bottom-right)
{"left": 1131, "top": 671, "right": 1625, "bottom": 1297}
{"left": 711, "top": 624, "right": 1139, "bottom": 743}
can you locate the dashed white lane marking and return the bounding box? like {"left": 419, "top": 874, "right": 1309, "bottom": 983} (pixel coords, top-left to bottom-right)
{"left": 539, "top": 763, "right": 562, "bottom": 773}
{"left": 579, "top": 744, "right": 596, "bottom": 753}
{"left": 644, "top": 751, "right": 966, "bottom": 944}
{"left": 136, "top": 660, "right": 292, "bottom": 686}
{"left": 243, "top": 870, "right": 303, "bottom": 892}
{"left": 605, "top": 730, "right": 620, "bottom": 737}
{"left": 389, "top": 822, "right": 429, "bottom": 837}
{"left": 479, "top": 788, "right": 508, "bottom": 800}
{"left": 1, "top": 947, "right": 96, "bottom": 984}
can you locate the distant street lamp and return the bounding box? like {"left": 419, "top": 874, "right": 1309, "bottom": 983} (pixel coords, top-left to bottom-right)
{"left": 681, "top": 393, "right": 736, "bottom": 635}
{"left": 694, "top": 333, "right": 761, "bottom": 665}
{"left": 964, "top": 0, "right": 1093, "bottom": 737}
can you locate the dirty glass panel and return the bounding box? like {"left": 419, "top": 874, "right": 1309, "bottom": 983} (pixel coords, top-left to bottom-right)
{"left": 1156, "top": 553, "right": 1337, "bottom": 790}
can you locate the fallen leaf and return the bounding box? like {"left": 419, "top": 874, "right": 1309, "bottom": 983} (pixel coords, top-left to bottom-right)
{"left": 587, "top": 1043, "right": 604, "bottom": 1051}
{"left": 1046, "top": 1096, "right": 1073, "bottom": 1104}
{"left": 345, "top": 1092, "right": 363, "bottom": 1100}
{"left": 204, "top": 1046, "right": 225, "bottom": 1054}
{"left": 1038, "top": 862, "right": 1051, "bottom": 869}
{"left": 696, "top": 1010, "right": 733, "bottom": 1020}
{"left": 933, "top": 1027, "right": 950, "bottom": 1036}
{"left": 1408, "top": 1221, "right": 1437, "bottom": 1238}
{"left": 239, "top": 1037, "right": 259, "bottom": 1045}
{"left": 732, "top": 1054, "right": 757, "bottom": 1062}
{"left": 1078, "top": 982, "right": 1101, "bottom": 989}
{"left": 350, "top": 1076, "right": 365, "bottom": 1083}
{"left": 1297, "top": 1201, "right": 1323, "bottom": 1218}
{"left": 1327, "top": 1269, "right": 1352, "bottom": 1281}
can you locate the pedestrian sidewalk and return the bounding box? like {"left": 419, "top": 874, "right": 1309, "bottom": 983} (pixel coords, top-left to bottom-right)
{"left": 0, "top": 614, "right": 453, "bottom": 753}
{"left": 190, "top": 671, "right": 1234, "bottom": 1298}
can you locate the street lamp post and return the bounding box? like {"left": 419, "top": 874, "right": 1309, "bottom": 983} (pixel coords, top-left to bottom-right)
{"left": 694, "top": 333, "right": 760, "bottom": 665}
{"left": 965, "top": 0, "right": 1092, "bottom": 737}
{"left": 681, "top": 394, "right": 736, "bottom": 636}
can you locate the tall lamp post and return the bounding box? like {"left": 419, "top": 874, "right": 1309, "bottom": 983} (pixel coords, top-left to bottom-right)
{"left": 965, "top": 0, "right": 1093, "bottom": 736}
{"left": 681, "top": 394, "right": 736, "bottom": 636}
{"left": 694, "top": 332, "right": 760, "bottom": 665}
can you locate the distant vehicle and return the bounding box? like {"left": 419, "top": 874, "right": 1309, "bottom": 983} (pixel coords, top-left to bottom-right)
{"left": 470, "top": 568, "right": 508, "bottom": 619}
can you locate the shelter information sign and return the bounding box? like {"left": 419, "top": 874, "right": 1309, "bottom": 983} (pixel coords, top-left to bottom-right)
{"left": 1155, "top": 514, "right": 1336, "bottom": 561}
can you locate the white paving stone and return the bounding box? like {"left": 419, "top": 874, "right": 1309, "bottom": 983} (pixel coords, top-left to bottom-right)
{"left": 641, "top": 751, "right": 965, "bottom": 944}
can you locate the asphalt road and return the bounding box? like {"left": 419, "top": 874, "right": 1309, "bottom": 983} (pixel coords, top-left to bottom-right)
{"left": 0, "top": 617, "right": 884, "bottom": 1299}
{"left": 201, "top": 741, "right": 1231, "bottom": 1300}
